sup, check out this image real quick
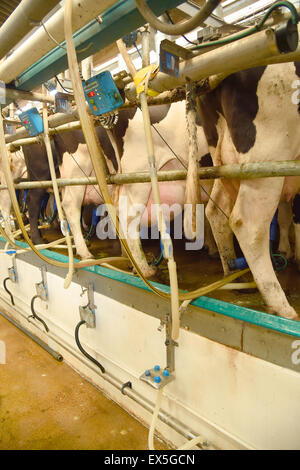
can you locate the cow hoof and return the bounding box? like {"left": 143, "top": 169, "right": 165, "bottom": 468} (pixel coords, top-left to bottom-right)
{"left": 144, "top": 268, "right": 157, "bottom": 278}
{"left": 275, "top": 307, "right": 299, "bottom": 320}
{"left": 283, "top": 308, "right": 299, "bottom": 320}
{"left": 80, "top": 253, "right": 94, "bottom": 260}
{"left": 136, "top": 266, "right": 156, "bottom": 278}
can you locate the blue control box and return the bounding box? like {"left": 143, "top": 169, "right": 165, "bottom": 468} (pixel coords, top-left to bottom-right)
{"left": 83, "top": 71, "right": 124, "bottom": 116}
{"left": 19, "top": 107, "right": 44, "bottom": 136}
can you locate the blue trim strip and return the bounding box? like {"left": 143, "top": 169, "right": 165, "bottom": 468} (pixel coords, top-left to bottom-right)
{"left": 2, "top": 236, "right": 300, "bottom": 338}
{"left": 15, "top": 0, "right": 184, "bottom": 91}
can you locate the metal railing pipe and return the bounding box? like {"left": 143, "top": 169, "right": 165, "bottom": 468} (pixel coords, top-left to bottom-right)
{"left": 1, "top": 161, "right": 300, "bottom": 192}
{"left": 126, "top": 26, "right": 299, "bottom": 97}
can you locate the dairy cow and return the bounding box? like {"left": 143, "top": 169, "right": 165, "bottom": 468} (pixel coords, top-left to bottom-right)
{"left": 0, "top": 149, "right": 26, "bottom": 238}
{"left": 22, "top": 139, "right": 61, "bottom": 244}
{"left": 17, "top": 102, "right": 213, "bottom": 274}
{"left": 197, "top": 62, "right": 300, "bottom": 320}
{"left": 57, "top": 101, "right": 212, "bottom": 277}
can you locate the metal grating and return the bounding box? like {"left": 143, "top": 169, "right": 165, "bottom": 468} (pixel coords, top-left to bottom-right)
{"left": 0, "top": 0, "right": 22, "bottom": 27}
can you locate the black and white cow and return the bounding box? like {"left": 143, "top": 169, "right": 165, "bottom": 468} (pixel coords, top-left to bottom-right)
{"left": 18, "top": 102, "right": 213, "bottom": 275}
{"left": 56, "top": 101, "right": 211, "bottom": 277}
{"left": 197, "top": 62, "right": 300, "bottom": 320}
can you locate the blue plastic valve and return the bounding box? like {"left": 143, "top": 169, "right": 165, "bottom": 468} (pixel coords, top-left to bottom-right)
{"left": 154, "top": 376, "right": 161, "bottom": 384}
{"left": 154, "top": 365, "right": 160, "bottom": 371}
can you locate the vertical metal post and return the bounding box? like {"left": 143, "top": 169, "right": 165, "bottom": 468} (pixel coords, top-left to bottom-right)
{"left": 140, "top": 27, "right": 178, "bottom": 368}
{"left": 165, "top": 313, "right": 176, "bottom": 372}
{"left": 141, "top": 25, "right": 151, "bottom": 67}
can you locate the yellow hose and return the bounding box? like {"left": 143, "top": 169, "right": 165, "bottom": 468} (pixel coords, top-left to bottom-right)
{"left": 42, "top": 91, "right": 74, "bottom": 288}
{"left": 139, "top": 90, "right": 180, "bottom": 341}
{"left": 149, "top": 387, "right": 207, "bottom": 450}
{"left": 148, "top": 387, "right": 163, "bottom": 450}
{"left": 0, "top": 113, "right": 131, "bottom": 276}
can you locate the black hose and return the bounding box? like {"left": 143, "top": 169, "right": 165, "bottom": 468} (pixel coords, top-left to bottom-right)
{"left": 29, "top": 295, "right": 49, "bottom": 333}
{"left": 134, "top": 0, "right": 221, "bottom": 36}
{"left": 75, "top": 320, "right": 105, "bottom": 373}
{"left": 3, "top": 277, "right": 14, "bottom": 306}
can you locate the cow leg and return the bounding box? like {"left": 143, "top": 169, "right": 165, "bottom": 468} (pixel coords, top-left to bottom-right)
{"left": 278, "top": 200, "right": 293, "bottom": 259}
{"left": 204, "top": 212, "right": 218, "bottom": 257}
{"left": 230, "top": 178, "right": 297, "bottom": 320}
{"left": 26, "top": 189, "right": 47, "bottom": 244}
{"left": 119, "top": 183, "right": 156, "bottom": 278}
{"left": 205, "top": 179, "right": 235, "bottom": 275}
{"left": 62, "top": 185, "right": 94, "bottom": 259}
{"left": 0, "top": 190, "right": 13, "bottom": 239}
{"left": 126, "top": 228, "right": 156, "bottom": 278}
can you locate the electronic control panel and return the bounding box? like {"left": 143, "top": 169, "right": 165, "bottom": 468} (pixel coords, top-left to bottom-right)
{"left": 83, "top": 71, "right": 124, "bottom": 116}
{"left": 19, "top": 107, "right": 44, "bottom": 136}
{"left": 55, "top": 92, "right": 73, "bottom": 114}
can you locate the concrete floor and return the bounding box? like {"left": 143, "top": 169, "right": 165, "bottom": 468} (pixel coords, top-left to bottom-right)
{"left": 0, "top": 314, "right": 168, "bottom": 450}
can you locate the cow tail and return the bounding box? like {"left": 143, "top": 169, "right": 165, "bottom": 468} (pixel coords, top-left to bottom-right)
{"left": 184, "top": 82, "right": 201, "bottom": 241}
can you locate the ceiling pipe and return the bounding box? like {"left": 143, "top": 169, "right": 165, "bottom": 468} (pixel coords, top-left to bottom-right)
{"left": 0, "top": 0, "right": 61, "bottom": 60}
{"left": 0, "top": 0, "right": 118, "bottom": 84}
{"left": 7, "top": 0, "right": 184, "bottom": 92}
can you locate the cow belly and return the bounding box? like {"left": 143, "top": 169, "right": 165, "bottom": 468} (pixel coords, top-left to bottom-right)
{"left": 83, "top": 185, "right": 103, "bottom": 205}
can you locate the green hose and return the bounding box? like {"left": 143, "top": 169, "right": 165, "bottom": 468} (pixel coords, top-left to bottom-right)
{"left": 272, "top": 253, "right": 288, "bottom": 271}
{"left": 191, "top": 1, "right": 299, "bottom": 51}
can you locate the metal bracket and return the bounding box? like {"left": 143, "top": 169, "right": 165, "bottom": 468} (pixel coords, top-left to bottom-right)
{"left": 8, "top": 258, "right": 17, "bottom": 283}
{"left": 140, "top": 366, "right": 175, "bottom": 390}
{"left": 54, "top": 92, "right": 74, "bottom": 114}
{"left": 157, "top": 313, "right": 169, "bottom": 332}
{"left": 79, "top": 282, "right": 96, "bottom": 328}
{"left": 35, "top": 265, "right": 48, "bottom": 301}
{"left": 159, "top": 39, "right": 194, "bottom": 78}
{"left": 160, "top": 39, "right": 194, "bottom": 60}
{"left": 121, "top": 381, "right": 132, "bottom": 395}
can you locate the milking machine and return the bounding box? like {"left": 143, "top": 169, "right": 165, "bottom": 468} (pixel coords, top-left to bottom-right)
{"left": 28, "top": 266, "right": 50, "bottom": 333}
{"left": 3, "top": 256, "right": 17, "bottom": 306}
{"left": 0, "top": 0, "right": 299, "bottom": 450}
{"left": 228, "top": 210, "right": 288, "bottom": 273}
{"left": 40, "top": 193, "right": 58, "bottom": 225}
{"left": 81, "top": 206, "right": 100, "bottom": 242}
{"left": 75, "top": 283, "right": 105, "bottom": 374}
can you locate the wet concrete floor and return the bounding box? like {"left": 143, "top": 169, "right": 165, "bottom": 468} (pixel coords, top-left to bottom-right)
{"left": 0, "top": 314, "right": 168, "bottom": 450}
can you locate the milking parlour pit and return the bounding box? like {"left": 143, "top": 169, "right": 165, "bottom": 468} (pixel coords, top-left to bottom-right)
{"left": 0, "top": 0, "right": 300, "bottom": 454}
